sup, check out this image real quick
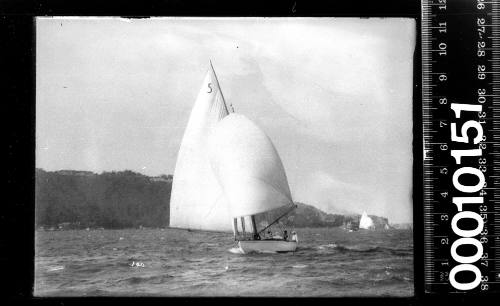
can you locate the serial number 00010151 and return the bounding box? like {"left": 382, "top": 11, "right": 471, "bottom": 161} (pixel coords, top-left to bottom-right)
{"left": 422, "top": 0, "right": 500, "bottom": 293}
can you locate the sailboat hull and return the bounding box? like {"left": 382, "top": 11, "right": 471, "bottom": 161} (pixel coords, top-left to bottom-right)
{"left": 238, "top": 240, "right": 297, "bottom": 254}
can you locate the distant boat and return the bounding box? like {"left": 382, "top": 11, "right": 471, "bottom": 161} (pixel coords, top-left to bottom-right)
{"left": 170, "top": 62, "right": 297, "bottom": 253}
{"left": 343, "top": 220, "right": 354, "bottom": 232}
{"left": 359, "top": 211, "right": 375, "bottom": 230}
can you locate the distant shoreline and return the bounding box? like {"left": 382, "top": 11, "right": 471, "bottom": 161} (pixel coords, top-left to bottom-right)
{"left": 35, "top": 168, "right": 413, "bottom": 231}
{"left": 35, "top": 226, "right": 413, "bottom": 232}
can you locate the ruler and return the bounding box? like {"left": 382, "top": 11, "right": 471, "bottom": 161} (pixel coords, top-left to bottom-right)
{"left": 422, "top": 0, "right": 500, "bottom": 293}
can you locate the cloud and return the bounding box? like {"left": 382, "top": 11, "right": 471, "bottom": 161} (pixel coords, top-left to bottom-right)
{"left": 250, "top": 20, "right": 415, "bottom": 144}
{"left": 294, "top": 170, "right": 375, "bottom": 215}
{"left": 293, "top": 169, "right": 412, "bottom": 223}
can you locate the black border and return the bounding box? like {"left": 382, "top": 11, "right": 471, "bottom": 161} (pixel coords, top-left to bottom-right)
{"left": 2, "top": 0, "right": 419, "bottom": 17}
{"left": 4, "top": 0, "right": 429, "bottom": 304}
{"left": 4, "top": 14, "right": 37, "bottom": 303}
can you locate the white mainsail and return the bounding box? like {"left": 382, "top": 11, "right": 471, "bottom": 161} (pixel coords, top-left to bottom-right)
{"left": 169, "top": 62, "right": 234, "bottom": 231}
{"left": 359, "top": 211, "right": 375, "bottom": 230}
{"left": 207, "top": 113, "right": 294, "bottom": 220}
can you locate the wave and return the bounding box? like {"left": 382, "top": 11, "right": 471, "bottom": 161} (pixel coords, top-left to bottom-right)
{"left": 373, "top": 274, "right": 413, "bottom": 284}
{"left": 228, "top": 247, "right": 244, "bottom": 254}
{"left": 293, "top": 246, "right": 316, "bottom": 252}
{"left": 292, "top": 264, "right": 308, "bottom": 269}
{"left": 118, "top": 274, "right": 174, "bottom": 285}
{"left": 316, "top": 243, "right": 412, "bottom": 255}
{"left": 47, "top": 265, "right": 64, "bottom": 272}
{"left": 316, "top": 243, "right": 380, "bottom": 253}
{"left": 385, "top": 249, "right": 413, "bottom": 256}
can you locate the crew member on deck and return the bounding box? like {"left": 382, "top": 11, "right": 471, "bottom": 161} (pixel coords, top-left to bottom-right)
{"left": 283, "top": 230, "right": 288, "bottom": 241}
{"left": 291, "top": 231, "right": 298, "bottom": 242}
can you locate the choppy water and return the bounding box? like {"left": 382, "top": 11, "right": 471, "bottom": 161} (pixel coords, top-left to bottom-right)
{"left": 34, "top": 227, "right": 413, "bottom": 296}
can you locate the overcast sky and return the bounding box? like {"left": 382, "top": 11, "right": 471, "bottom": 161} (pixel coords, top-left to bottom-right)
{"left": 36, "top": 17, "right": 416, "bottom": 223}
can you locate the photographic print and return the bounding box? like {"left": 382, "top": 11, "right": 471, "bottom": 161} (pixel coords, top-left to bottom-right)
{"left": 35, "top": 17, "right": 416, "bottom": 296}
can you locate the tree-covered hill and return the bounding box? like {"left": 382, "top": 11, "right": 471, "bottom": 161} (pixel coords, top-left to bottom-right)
{"left": 35, "top": 169, "right": 171, "bottom": 229}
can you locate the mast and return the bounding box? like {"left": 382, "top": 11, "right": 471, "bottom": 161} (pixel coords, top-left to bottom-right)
{"left": 240, "top": 217, "right": 246, "bottom": 234}
{"left": 233, "top": 218, "right": 239, "bottom": 239}
{"left": 209, "top": 60, "right": 234, "bottom": 113}
{"left": 251, "top": 215, "right": 258, "bottom": 235}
